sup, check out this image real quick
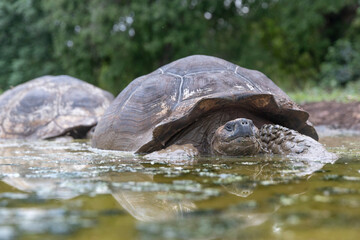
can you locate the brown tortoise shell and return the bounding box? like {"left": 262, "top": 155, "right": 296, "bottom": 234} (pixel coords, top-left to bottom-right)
{"left": 0, "top": 75, "right": 114, "bottom": 139}
{"left": 92, "top": 55, "right": 317, "bottom": 154}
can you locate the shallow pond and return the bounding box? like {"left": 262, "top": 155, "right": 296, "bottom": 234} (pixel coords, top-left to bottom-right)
{"left": 0, "top": 134, "right": 359, "bottom": 240}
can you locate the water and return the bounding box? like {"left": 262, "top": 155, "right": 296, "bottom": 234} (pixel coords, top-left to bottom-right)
{"left": 0, "top": 135, "right": 359, "bottom": 240}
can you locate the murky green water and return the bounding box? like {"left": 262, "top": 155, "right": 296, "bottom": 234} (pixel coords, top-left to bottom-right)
{"left": 0, "top": 135, "right": 359, "bottom": 240}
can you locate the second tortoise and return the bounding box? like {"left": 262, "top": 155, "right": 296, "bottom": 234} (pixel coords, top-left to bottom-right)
{"left": 0, "top": 75, "right": 114, "bottom": 140}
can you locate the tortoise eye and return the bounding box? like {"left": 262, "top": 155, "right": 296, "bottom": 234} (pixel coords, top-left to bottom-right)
{"left": 224, "top": 123, "right": 233, "bottom": 132}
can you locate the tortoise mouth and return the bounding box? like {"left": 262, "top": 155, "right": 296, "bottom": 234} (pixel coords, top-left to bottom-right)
{"left": 213, "top": 135, "right": 261, "bottom": 156}
{"left": 226, "top": 135, "right": 258, "bottom": 144}
{"left": 225, "top": 130, "right": 256, "bottom": 142}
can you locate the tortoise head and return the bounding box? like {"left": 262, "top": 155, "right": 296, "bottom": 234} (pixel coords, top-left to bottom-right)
{"left": 211, "top": 118, "right": 261, "bottom": 156}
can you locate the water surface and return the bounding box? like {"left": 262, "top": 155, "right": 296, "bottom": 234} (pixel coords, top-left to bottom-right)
{"left": 0, "top": 135, "right": 359, "bottom": 240}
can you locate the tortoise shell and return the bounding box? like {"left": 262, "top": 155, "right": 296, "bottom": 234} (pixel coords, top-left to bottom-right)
{"left": 0, "top": 75, "right": 114, "bottom": 139}
{"left": 92, "top": 55, "right": 317, "bottom": 154}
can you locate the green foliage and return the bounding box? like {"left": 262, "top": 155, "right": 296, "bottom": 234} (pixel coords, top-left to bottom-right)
{"left": 41, "top": 0, "right": 258, "bottom": 93}
{"left": 320, "top": 39, "right": 360, "bottom": 87}
{"left": 249, "top": 0, "right": 358, "bottom": 89}
{"left": 320, "top": 7, "right": 360, "bottom": 87}
{"left": 289, "top": 80, "right": 360, "bottom": 104}
{"left": 0, "top": 0, "right": 360, "bottom": 94}
{"left": 0, "top": 0, "right": 62, "bottom": 89}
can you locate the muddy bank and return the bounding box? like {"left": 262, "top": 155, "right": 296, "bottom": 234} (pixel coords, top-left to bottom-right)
{"left": 301, "top": 101, "right": 360, "bottom": 136}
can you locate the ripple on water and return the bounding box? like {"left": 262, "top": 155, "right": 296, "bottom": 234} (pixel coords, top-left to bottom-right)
{"left": 0, "top": 137, "right": 359, "bottom": 239}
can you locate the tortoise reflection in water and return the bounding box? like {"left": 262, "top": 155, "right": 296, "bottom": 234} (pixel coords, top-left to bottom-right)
{"left": 0, "top": 75, "right": 114, "bottom": 140}
{"left": 92, "top": 55, "right": 336, "bottom": 160}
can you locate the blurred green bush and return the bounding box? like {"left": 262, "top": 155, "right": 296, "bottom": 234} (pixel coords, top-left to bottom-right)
{"left": 0, "top": 0, "right": 359, "bottom": 94}
{"left": 320, "top": 40, "right": 360, "bottom": 87}
{"left": 320, "top": 7, "right": 360, "bottom": 87}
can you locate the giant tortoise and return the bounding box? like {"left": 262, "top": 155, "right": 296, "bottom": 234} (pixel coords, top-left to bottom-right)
{"left": 0, "top": 75, "right": 114, "bottom": 139}
{"left": 92, "top": 55, "right": 335, "bottom": 159}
